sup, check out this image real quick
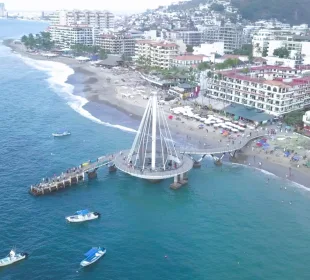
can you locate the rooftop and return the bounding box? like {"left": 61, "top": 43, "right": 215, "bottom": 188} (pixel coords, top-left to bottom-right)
{"left": 220, "top": 65, "right": 307, "bottom": 88}
{"left": 173, "top": 55, "right": 204, "bottom": 61}
{"left": 224, "top": 104, "right": 274, "bottom": 122}
{"left": 136, "top": 40, "right": 178, "bottom": 48}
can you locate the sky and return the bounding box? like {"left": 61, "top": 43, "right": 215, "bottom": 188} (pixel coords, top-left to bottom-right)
{"left": 4, "top": 0, "right": 174, "bottom": 13}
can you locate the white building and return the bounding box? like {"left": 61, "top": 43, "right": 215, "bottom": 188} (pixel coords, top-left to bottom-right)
{"left": 303, "top": 110, "right": 310, "bottom": 133}
{"left": 265, "top": 56, "right": 301, "bottom": 68}
{"left": 201, "top": 65, "right": 310, "bottom": 116}
{"left": 134, "top": 40, "right": 179, "bottom": 69}
{"left": 252, "top": 28, "right": 309, "bottom": 57}
{"left": 49, "top": 25, "right": 97, "bottom": 48}
{"left": 95, "top": 31, "right": 136, "bottom": 56}
{"left": 193, "top": 42, "right": 224, "bottom": 57}
{"left": 266, "top": 37, "right": 310, "bottom": 62}
{"left": 161, "top": 30, "right": 204, "bottom": 46}
{"left": 50, "top": 10, "right": 114, "bottom": 30}
{"left": 203, "top": 24, "right": 243, "bottom": 53}
{"left": 144, "top": 30, "right": 158, "bottom": 40}
{"left": 0, "top": 3, "right": 5, "bottom": 17}
{"left": 171, "top": 54, "right": 205, "bottom": 68}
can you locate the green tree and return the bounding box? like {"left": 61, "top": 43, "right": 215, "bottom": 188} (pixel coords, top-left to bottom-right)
{"left": 197, "top": 61, "right": 210, "bottom": 71}
{"left": 233, "top": 44, "right": 253, "bottom": 56}
{"left": 21, "top": 32, "right": 54, "bottom": 50}
{"left": 273, "top": 47, "right": 290, "bottom": 58}
{"left": 121, "top": 53, "right": 132, "bottom": 62}
{"left": 262, "top": 48, "right": 268, "bottom": 57}
{"left": 99, "top": 49, "right": 108, "bottom": 59}
{"left": 186, "top": 45, "right": 194, "bottom": 53}
{"left": 283, "top": 110, "right": 304, "bottom": 127}
{"left": 232, "top": 0, "right": 310, "bottom": 25}
{"left": 40, "top": 32, "right": 54, "bottom": 50}
{"left": 27, "top": 33, "right": 36, "bottom": 49}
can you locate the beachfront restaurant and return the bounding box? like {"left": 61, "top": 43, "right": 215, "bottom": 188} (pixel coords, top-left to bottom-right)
{"left": 224, "top": 104, "right": 274, "bottom": 125}
{"left": 93, "top": 55, "right": 123, "bottom": 68}
{"left": 168, "top": 83, "right": 197, "bottom": 100}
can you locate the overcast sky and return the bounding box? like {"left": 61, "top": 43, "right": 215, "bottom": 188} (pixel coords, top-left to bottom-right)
{"left": 5, "top": 0, "right": 174, "bottom": 13}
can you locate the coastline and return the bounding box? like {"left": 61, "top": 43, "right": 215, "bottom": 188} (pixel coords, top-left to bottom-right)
{"left": 3, "top": 38, "right": 310, "bottom": 188}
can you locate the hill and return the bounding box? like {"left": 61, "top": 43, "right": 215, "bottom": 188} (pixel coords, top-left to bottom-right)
{"left": 231, "top": 0, "right": 310, "bottom": 25}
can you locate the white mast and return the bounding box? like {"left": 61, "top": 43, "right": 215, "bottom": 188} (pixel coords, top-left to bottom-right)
{"left": 151, "top": 92, "right": 157, "bottom": 170}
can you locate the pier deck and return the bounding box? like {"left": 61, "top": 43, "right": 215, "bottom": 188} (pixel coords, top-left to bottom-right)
{"left": 29, "top": 154, "right": 114, "bottom": 196}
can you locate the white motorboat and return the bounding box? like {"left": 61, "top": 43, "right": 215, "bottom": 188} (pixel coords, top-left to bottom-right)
{"left": 0, "top": 249, "right": 28, "bottom": 267}
{"left": 65, "top": 209, "right": 100, "bottom": 223}
{"left": 80, "top": 247, "right": 106, "bottom": 267}
{"left": 52, "top": 131, "right": 71, "bottom": 137}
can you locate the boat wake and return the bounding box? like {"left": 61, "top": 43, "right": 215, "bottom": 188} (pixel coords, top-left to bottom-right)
{"left": 18, "top": 55, "right": 136, "bottom": 133}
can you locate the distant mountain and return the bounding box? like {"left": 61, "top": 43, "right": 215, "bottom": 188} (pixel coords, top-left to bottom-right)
{"left": 231, "top": 0, "right": 310, "bottom": 25}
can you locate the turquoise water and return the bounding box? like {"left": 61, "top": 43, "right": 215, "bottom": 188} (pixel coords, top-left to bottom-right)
{"left": 1, "top": 20, "right": 310, "bottom": 280}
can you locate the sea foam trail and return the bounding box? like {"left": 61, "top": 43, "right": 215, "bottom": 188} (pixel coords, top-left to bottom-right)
{"left": 18, "top": 55, "right": 137, "bottom": 133}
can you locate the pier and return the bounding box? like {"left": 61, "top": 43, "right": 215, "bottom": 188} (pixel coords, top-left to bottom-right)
{"left": 30, "top": 155, "right": 113, "bottom": 195}
{"left": 29, "top": 91, "right": 266, "bottom": 196}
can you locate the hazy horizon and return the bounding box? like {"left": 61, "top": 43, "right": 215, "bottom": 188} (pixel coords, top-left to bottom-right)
{"left": 3, "top": 0, "right": 174, "bottom": 13}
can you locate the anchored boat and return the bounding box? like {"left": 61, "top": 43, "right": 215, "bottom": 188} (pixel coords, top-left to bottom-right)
{"left": 52, "top": 131, "right": 71, "bottom": 137}
{"left": 80, "top": 247, "right": 106, "bottom": 267}
{"left": 65, "top": 209, "right": 100, "bottom": 223}
{"left": 0, "top": 249, "right": 28, "bottom": 267}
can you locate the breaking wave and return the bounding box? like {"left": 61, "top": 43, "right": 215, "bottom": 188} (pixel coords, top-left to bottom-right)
{"left": 18, "top": 55, "right": 136, "bottom": 133}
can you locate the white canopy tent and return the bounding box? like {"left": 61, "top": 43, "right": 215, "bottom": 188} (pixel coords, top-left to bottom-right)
{"left": 76, "top": 56, "right": 90, "bottom": 62}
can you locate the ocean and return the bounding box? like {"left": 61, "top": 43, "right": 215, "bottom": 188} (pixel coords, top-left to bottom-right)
{"left": 1, "top": 20, "right": 310, "bottom": 280}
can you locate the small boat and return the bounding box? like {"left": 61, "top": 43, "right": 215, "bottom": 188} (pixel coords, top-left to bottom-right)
{"left": 65, "top": 209, "right": 100, "bottom": 223}
{"left": 52, "top": 131, "right": 71, "bottom": 137}
{"left": 80, "top": 247, "right": 106, "bottom": 267}
{"left": 0, "top": 249, "right": 28, "bottom": 267}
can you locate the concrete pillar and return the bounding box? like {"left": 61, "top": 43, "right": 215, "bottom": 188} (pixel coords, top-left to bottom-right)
{"left": 174, "top": 176, "right": 178, "bottom": 183}
{"left": 180, "top": 173, "right": 184, "bottom": 181}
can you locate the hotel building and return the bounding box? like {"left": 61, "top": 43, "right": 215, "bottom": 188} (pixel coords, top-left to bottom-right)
{"left": 50, "top": 10, "right": 114, "bottom": 30}
{"left": 171, "top": 55, "right": 205, "bottom": 68}
{"left": 134, "top": 40, "right": 179, "bottom": 69}
{"left": 95, "top": 31, "right": 136, "bottom": 56}
{"left": 201, "top": 65, "right": 310, "bottom": 116}
{"left": 49, "top": 25, "right": 97, "bottom": 48}
{"left": 203, "top": 24, "right": 243, "bottom": 54}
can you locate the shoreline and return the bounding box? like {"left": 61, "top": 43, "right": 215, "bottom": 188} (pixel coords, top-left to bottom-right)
{"left": 3, "top": 39, "right": 310, "bottom": 188}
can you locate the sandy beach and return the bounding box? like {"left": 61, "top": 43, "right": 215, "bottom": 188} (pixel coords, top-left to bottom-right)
{"left": 4, "top": 39, "right": 310, "bottom": 188}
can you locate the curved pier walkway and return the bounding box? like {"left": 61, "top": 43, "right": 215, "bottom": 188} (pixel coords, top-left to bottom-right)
{"left": 29, "top": 133, "right": 265, "bottom": 195}
{"left": 182, "top": 132, "right": 265, "bottom": 155}
{"left": 113, "top": 151, "right": 194, "bottom": 180}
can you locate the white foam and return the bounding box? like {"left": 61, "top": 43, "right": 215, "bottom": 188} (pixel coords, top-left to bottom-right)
{"left": 18, "top": 55, "right": 137, "bottom": 133}
{"left": 230, "top": 162, "right": 308, "bottom": 189}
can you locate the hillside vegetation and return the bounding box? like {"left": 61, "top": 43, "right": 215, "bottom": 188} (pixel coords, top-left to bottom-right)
{"left": 232, "top": 0, "right": 310, "bottom": 25}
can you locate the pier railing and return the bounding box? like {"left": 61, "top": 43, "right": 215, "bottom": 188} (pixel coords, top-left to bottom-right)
{"left": 181, "top": 132, "right": 265, "bottom": 155}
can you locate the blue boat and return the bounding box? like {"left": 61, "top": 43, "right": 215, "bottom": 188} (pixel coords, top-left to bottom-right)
{"left": 80, "top": 247, "right": 106, "bottom": 267}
